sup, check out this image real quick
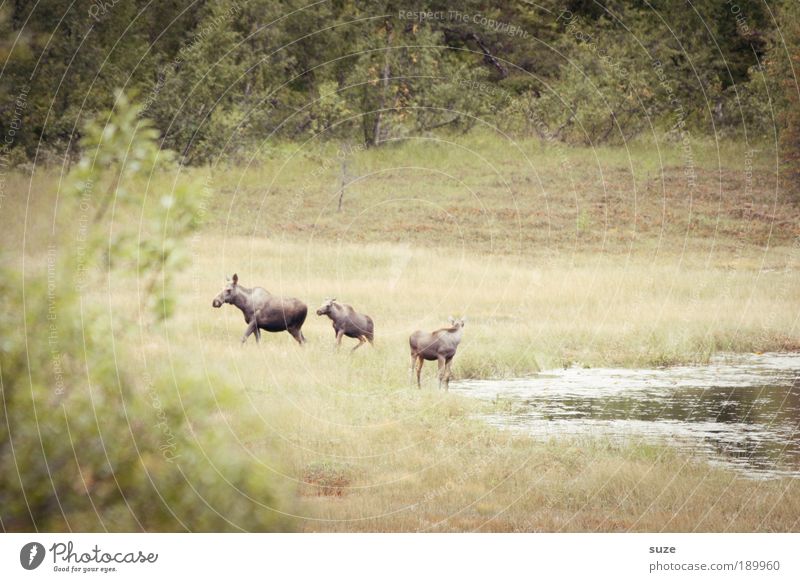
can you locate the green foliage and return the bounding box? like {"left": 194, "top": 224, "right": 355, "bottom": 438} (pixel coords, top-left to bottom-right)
{"left": 535, "top": 15, "right": 656, "bottom": 145}
{"left": 309, "top": 80, "right": 353, "bottom": 137}
{"left": 717, "top": 65, "right": 778, "bottom": 140}
{"left": 0, "top": 0, "right": 793, "bottom": 159}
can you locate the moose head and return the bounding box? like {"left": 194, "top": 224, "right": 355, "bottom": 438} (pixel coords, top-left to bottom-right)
{"left": 315, "top": 297, "right": 338, "bottom": 316}
{"left": 212, "top": 273, "right": 239, "bottom": 308}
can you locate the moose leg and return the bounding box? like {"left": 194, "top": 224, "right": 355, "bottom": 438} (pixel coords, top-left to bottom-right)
{"left": 242, "top": 319, "right": 259, "bottom": 344}
{"left": 351, "top": 336, "right": 367, "bottom": 352}
{"left": 437, "top": 356, "right": 446, "bottom": 390}
{"left": 253, "top": 310, "right": 263, "bottom": 344}
{"left": 415, "top": 357, "right": 424, "bottom": 389}
{"left": 288, "top": 327, "right": 305, "bottom": 345}
{"left": 443, "top": 357, "right": 454, "bottom": 391}
{"left": 335, "top": 329, "right": 344, "bottom": 348}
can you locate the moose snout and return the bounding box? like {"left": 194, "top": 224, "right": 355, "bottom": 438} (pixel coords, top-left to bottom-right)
{"left": 316, "top": 308, "right": 324, "bottom": 315}
{"left": 212, "top": 298, "right": 222, "bottom": 308}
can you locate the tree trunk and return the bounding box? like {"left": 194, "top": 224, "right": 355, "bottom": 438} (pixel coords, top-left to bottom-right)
{"left": 368, "top": 21, "right": 393, "bottom": 147}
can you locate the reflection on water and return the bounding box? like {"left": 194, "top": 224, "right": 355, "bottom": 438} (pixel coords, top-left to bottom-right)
{"left": 451, "top": 353, "right": 800, "bottom": 479}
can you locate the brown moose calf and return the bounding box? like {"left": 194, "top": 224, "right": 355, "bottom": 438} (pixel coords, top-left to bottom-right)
{"left": 409, "top": 317, "right": 466, "bottom": 390}
{"left": 316, "top": 298, "right": 374, "bottom": 351}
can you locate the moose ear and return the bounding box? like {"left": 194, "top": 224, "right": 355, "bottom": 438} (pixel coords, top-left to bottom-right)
{"left": 232, "top": 273, "right": 238, "bottom": 285}
{"left": 331, "top": 297, "right": 336, "bottom": 302}
{"left": 448, "top": 316, "right": 455, "bottom": 324}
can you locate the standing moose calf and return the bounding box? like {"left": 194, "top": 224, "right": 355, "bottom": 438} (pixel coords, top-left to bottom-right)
{"left": 212, "top": 274, "right": 307, "bottom": 345}
{"left": 316, "top": 298, "right": 374, "bottom": 351}
{"left": 409, "top": 317, "right": 466, "bottom": 390}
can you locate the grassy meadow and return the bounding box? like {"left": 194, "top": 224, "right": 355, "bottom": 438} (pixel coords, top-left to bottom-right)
{"left": 3, "top": 134, "right": 800, "bottom": 531}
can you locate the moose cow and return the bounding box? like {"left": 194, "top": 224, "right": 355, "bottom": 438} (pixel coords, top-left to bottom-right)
{"left": 409, "top": 317, "right": 466, "bottom": 390}
{"left": 212, "top": 274, "right": 307, "bottom": 345}
{"left": 315, "top": 298, "right": 374, "bottom": 351}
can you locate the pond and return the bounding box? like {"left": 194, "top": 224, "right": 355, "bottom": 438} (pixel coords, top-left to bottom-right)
{"left": 451, "top": 353, "right": 800, "bottom": 479}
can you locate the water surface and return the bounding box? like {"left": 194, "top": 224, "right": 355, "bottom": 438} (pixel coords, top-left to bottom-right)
{"left": 451, "top": 353, "right": 800, "bottom": 479}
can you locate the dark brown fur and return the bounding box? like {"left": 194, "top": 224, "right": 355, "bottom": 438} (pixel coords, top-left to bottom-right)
{"left": 212, "top": 274, "right": 307, "bottom": 345}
